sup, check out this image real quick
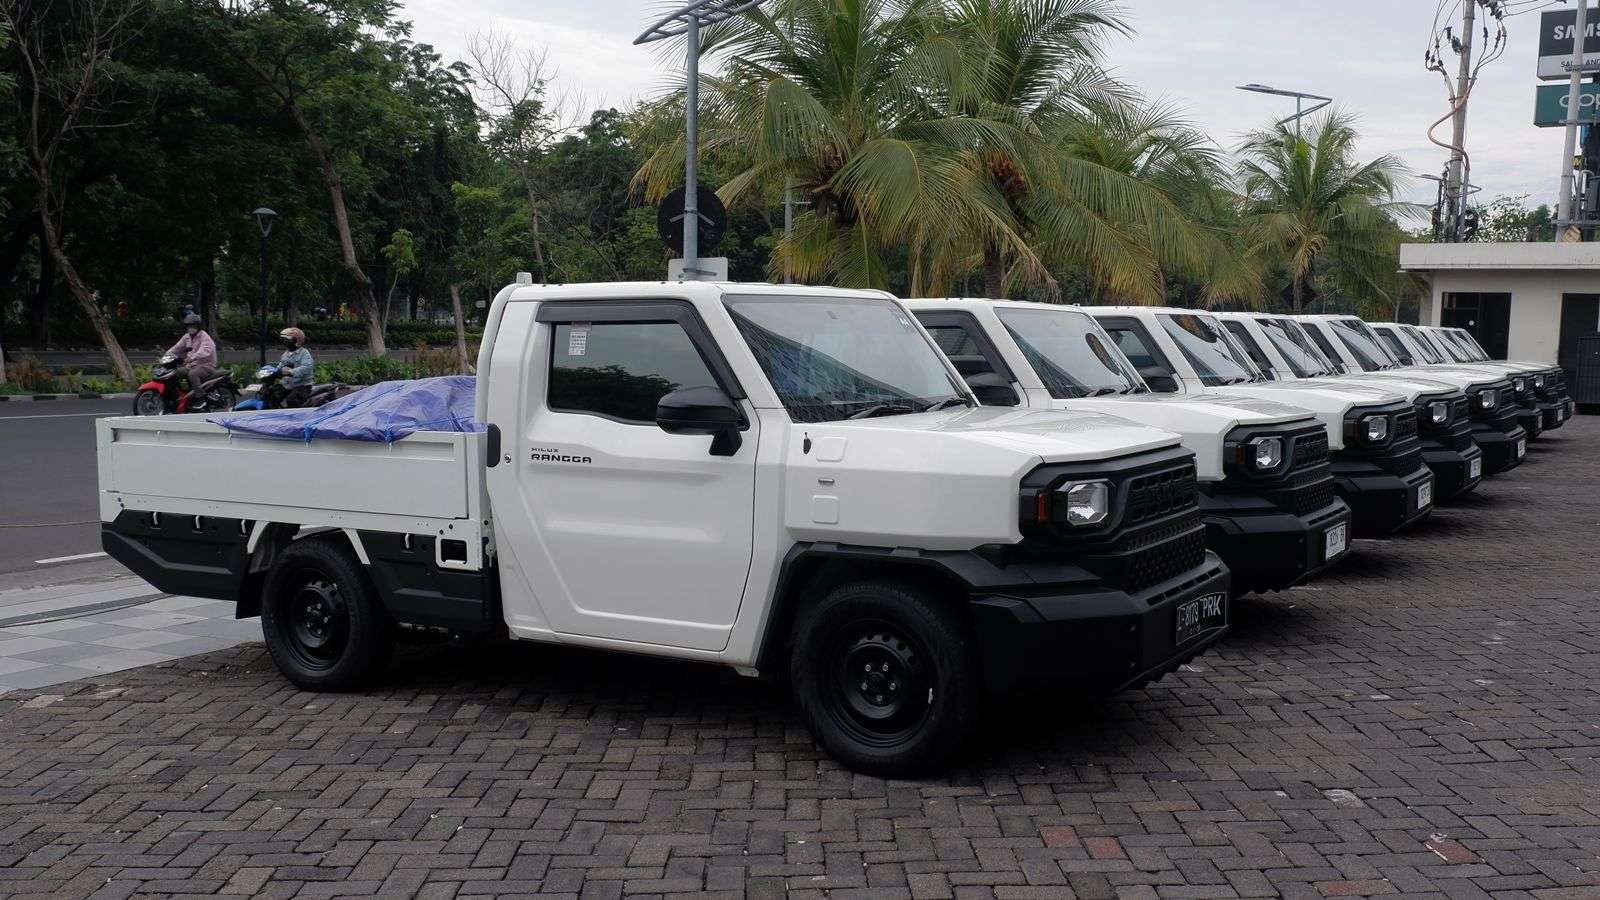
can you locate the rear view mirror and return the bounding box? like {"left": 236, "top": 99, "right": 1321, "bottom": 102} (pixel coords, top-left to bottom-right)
{"left": 1137, "top": 366, "right": 1179, "bottom": 393}
{"left": 964, "top": 372, "right": 1019, "bottom": 406}
{"left": 657, "top": 386, "right": 744, "bottom": 456}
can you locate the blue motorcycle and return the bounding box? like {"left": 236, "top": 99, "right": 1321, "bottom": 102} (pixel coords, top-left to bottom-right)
{"left": 232, "top": 364, "right": 352, "bottom": 411}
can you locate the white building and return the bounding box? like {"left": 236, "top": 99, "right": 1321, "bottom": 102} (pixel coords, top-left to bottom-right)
{"left": 1399, "top": 242, "right": 1599, "bottom": 370}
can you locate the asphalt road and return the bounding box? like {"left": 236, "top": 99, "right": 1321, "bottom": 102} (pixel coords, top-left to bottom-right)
{"left": 0, "top": 398, "right": 131, "bottom": 574}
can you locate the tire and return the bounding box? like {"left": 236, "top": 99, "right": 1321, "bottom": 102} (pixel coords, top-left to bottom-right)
{"left": 132, "top": 389, "right": 165, "bottom": 416}
{"left": 260, "top": 536, "right": 395, "bottom": 691}
{"left": 789, "top": 579, "right": 982, "bottom": 777}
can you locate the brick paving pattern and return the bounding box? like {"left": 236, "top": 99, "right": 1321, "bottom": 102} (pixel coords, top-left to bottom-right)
{"left": 1, "top": 419, "right": 1598, "bottom": 899}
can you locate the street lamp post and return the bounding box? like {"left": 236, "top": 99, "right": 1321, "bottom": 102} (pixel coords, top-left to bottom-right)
{"left": 1237, "top": 83, "right": 1333, "bottom": 139}
{"left": 636, "top": 0, "right": 766, "bottom": 280}
{"left": 252, "top": 207, "right": 277, "bottom": 366}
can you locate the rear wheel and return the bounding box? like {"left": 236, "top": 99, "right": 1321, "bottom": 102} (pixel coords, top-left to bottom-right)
{"left": 208, "top": 387, "right": 237, "bottom": 412}
{"left": 132, "top": 389, "right": 165, "bottom": 416}
{"left": 790, "top": 579, "right": 981, "bottom": 776}
{"left": 261, "top": 537, "right": 394, "bottom": 690}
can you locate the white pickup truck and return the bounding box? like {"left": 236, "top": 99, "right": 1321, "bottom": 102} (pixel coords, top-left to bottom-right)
{"left": 1213, "top": 312, "right": 1486, "bottom": 500}
{"left": 903, "top": 298, "right": 1350, "bottom": 596}
{"left": 1081, "top": 307, "right": 1434, "bottom": 538}
{"left": 98, "top": 281, "right": 1232, "bottom": 776}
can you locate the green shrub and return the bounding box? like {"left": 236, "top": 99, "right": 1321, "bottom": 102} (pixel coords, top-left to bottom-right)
{"left": 8, "top": 356, "right": 57, "bottom": 392}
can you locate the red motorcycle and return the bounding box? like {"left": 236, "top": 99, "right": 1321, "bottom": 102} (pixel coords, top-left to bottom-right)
{"left": 133, "top": 353, "right": 239, "bottom": 416}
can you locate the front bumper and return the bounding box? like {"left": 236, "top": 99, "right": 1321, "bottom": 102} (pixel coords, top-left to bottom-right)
{"left": 1330, "top": 456, "right": 1434, "bottom": 537}
{"left": 968, "top": 553, "right": 1230, "bottom": 696}
{"left": 1199, "top": 489, "right": 1350, "bottom": 594}
{"left": 1470, "top": 421, "right": 1527, "bottom": 475}
{"left": 1539, "top": 399, "right": 1568, "bottom": 430}
{"left": 1515, "top": 404, "right": 1545, "bottom": 440}
{"left": 1419, "top": 428, "right": 1483, "bottom": 502}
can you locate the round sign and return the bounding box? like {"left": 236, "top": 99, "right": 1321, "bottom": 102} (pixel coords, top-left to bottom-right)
{"left": 656, "top": 186, "right": 728, "bottom": 256}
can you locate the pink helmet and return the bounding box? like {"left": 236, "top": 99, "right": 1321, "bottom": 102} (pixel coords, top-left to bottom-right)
{"left": 278, "top": 327, "right": 306, "bottom": 347}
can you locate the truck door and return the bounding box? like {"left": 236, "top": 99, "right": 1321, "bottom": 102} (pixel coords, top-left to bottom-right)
{"left": 496, "top": 299, "right": 757, "bottom": 652}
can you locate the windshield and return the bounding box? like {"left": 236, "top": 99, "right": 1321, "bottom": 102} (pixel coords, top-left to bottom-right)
{"left": 1449, "top": 329, "right": 1489, "bottom": 361}
{"left": 1372, "top": 327, "right": 1415, "bottom": 365}
{"left": 726, "top": 295, "right": 967, "bottom": 423}
{"left": 1301, "top": 322, "right": 1351, "bottom": 372}
{"left": 1427, "top": 328, "right": 1472, "bottom": 362}
{"left": 1156, "top": 313, "right": 1257, "bottom": 385}
{"left": 996, "top": 307, "right": 1143, "bottom": 398}
{"left": 1258, "top": 317, "right": 1334, "bottom": 377}
{"left": 1400, "top": 326, "right": 1445, "bottom": 364}
{"left": 1331, "top": 319, "right": 1397, "bottom": 371}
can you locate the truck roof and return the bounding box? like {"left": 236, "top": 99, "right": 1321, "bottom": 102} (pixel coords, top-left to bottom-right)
{"left": 500, "top": 281, "right": 897, "bottom": 304}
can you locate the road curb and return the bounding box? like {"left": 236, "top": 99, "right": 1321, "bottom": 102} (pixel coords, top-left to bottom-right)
{"left": 0, "top": 392, "right": 136, "bottom": 403}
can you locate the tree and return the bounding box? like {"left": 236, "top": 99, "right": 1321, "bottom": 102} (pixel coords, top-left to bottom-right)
{"left": 194, "top": 0, "right": 418, "bottom": 356}
{"left": 379, "top": 227, "right": 417, "bottom": 333}
{"left": 1236, "top": 110, "right": 1420, "bottom": 314}
{"left": 0, "top": 18, "right": 14, "bottom": 384}
{"left": 1476, "top": 194, "right": 1554, "bottom": 243}
{"left": 3, "top": 0, "right": 141, "bottom": 383}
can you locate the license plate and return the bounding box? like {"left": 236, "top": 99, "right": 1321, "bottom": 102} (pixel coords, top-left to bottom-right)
{"left": 1323, "top": 522, "right": 1348, "bottom": 562}
{"left": 1416, "top": 481, "right": 1433, "bottom": 510}
{"left": 1469, "top": 457, "right": 1482, "bottom": 479}
{"left": 1175, "top": 592, "right": 1226, "bottom": 645}
{"left": 245, "top": 383, "right": 263, "bottom": 391}
{"left": 1516, "top": 438, "right": 1527, "bottom": 458}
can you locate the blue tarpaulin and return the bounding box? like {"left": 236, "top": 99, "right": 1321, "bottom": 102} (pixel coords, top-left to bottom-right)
{"left": 210, "top": 376, "right": 482, "bottom": 443}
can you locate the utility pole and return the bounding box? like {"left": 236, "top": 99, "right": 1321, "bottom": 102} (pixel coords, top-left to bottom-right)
{"left": 1444, "top": 0, "right": 1477, "bottom": 242}
{"left": 1558, "top": 2, "right": 1591, "bottom": 239}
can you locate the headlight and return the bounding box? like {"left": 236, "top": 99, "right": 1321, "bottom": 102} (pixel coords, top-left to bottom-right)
{"left": 1478, "top": 389, "right": 1497, "bottom": 410}
{"left": 256, "top": 367, "right": 275, "bottom": 378}
{"left": 1056, "top": 480, "right": 1110, "bottom": 526}
{"left": 1248, "top": 437, "right": 1284, "bottom": 471}
{"left": 1513, "top": 377, "right": 1527, "bottom": 394}
{"left": 1363, "top": 415, "right": 1389, "bottom": 443}
{"left": 1534, "top": 374, "right": 1545, "bottom": 389}
{"left": 1427, "top": 400, "right": 1449, "bottom": 425}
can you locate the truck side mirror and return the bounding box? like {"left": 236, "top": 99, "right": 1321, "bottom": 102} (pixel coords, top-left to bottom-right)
{"left": 656, "top": 386, "right": 744, "bottom": 456}
{"left": 963, "top": 372, "right": 1019, "bottom": 406}
{"left": 1137, "top": 366, "right": 1178, "bottom": 393}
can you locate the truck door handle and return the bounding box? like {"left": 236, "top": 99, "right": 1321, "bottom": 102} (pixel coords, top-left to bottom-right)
{"left": 485, "top": 423, "right": 502, "bottom": 467}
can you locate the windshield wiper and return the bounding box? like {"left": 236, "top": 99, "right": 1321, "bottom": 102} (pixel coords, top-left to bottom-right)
{"left": 847, "top": 401, "right": 920, "bottom": 419}
{"left": 922, "top": 396, "right": 972, "bottom": 412}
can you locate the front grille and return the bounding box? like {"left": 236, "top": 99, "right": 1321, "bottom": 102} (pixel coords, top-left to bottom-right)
{"left": 1372, "top": 441, "right": 1425, "bottom": 477}
{"left": 1451, "top": 397, "right": 1470, "bottom": 423}
{"left": 1264, "top": 467, "right": 1338, "bottom": 516}
{"left": 1290, "top": 431, "right": 1329, "bottom": 469}
{"left": 1118, "top": 513, "right": 1208, "bottom": 595}
{"left": 1393, "top": 409, "right": 1418, "bottom": 441}
{"left": 1125, "top": 464, "right": 1198, "bottom": 526}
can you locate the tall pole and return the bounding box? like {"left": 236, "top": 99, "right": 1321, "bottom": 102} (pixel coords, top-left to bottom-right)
{"left": 1295, "top": 96, "right": 1302, "bottom": 139}
{"left": 781, "top": 2, "right": 794, "bottom": 284}
{"left": 682, "top": 16, "right": 700, "bottom": 275}
{"left": 1558, "top": 2, "right": 1590, "bottom": 238}
{"left": 1445, "top": 0, "right": 1477, "bottom": 242}
{"left": 257, "top": 230, "right": 269, "bottom": 367}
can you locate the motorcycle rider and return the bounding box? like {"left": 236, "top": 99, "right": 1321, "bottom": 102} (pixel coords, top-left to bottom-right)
{"left": 166, "top": 313, "right": 218, "bottom": 403}
{"left": 276, "top": 327, "right": 316, "bottom": 408}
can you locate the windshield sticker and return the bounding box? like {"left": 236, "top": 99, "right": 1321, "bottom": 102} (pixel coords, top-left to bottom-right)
{"left": 567, "top": 326, "right": 589, "bottom": 357}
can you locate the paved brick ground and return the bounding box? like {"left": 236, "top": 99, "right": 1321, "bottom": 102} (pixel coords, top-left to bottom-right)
{"left": 2, "top": 420, "right": 1598, "bottom": 900}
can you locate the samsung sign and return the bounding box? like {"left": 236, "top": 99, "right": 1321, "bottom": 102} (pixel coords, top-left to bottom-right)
{"left": 1537, "top": 7, "right": 1600, "bottom": 79}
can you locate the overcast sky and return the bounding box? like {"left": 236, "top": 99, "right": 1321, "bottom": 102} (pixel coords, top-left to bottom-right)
{"left": 398, "top": 0, "right": 1577, "bottom": 209}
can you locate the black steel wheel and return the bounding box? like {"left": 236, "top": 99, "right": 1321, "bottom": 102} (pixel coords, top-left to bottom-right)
{"left": 261, "top": 537, "right": 394, "bottom": 690}
{"left": 790, "top": 579, "right": 980, "bottom": 776}
{"left": 133, "top": 389, "right": 166, "bottom": 416}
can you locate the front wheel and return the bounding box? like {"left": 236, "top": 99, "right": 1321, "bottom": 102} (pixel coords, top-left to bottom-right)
{"left": 261, "top": 537, "right": 395, "bottom": 690}
{"left": 790, "top": 579, "right": 981, "bottom": 776}
{"left": 132, "top": 389, "right": 165, "bottom": 416}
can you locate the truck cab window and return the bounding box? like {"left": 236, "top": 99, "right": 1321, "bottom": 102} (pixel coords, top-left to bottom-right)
{"left": 924, "top": 324, "right": 999, "bottom": 378}
{"left": 1302, "top": 323, "right": 1348, "bottom": 371}
{"left": 727, "top": 295, "right": 966, "bottom": 423}
{"left": 1330, "top": 319, "right": 1395, "bottom": 371}
{"left": 1401, "top": 326, "right": 1445, "bottom": 364}
{"left": 548, "top": 321, "right": 720, "bottom": 423}
{"left": 1373, "top": 328, "right": 1414, "bottom": 365}
{"left": 996, "top": 308, "right": 1141, "bottom": 398}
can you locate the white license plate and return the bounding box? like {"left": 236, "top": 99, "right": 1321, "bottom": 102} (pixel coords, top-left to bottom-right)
{"left": 1516, "top": 438, "right": 1527, "bottom": 458}
{"left": 1323, "top": 522, "right": 1348, "bottom": 561}
{"left": 1416, "top": 481, "right": 1433, "bottom": 510}
{"left": 1469, "top": 457, "right": 1482, "bottom": 479}
{"left": 1175, "top": 592, "right": 1226, "bottom": 645}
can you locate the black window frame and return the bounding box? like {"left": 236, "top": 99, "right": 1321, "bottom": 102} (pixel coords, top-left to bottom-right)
{"left": 1095, "top": 315, "right": 1182, "bottom": 382}
{"left": 1221, "top": 320, "right": 1278, "bottom": 379}
{"left": 536, "top": 299, "right": 747, "bottom": 427}
{"left": 912, "top": 310, "right": 1019, "bottom": 383}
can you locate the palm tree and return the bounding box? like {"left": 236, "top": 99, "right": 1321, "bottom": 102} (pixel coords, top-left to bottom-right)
{"left": 1236, "top": 110, "right": 1421, "bottom": 313}
{"left": 634, "top": 0, "right": 1034, "bottom": 290}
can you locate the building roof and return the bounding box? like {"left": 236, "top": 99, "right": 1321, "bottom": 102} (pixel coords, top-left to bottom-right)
{"left": 1399, "top": 241, "right": 1600, "bottom": 271}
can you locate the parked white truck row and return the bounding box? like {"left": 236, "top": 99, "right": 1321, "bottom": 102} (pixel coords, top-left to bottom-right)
{"left": 95, "top": 283, "right": 1575, "bottom": 776}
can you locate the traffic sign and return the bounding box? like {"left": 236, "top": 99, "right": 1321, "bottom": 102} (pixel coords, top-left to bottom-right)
{"left": 656, "top": 186, "right": 728, "bottom": 256}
